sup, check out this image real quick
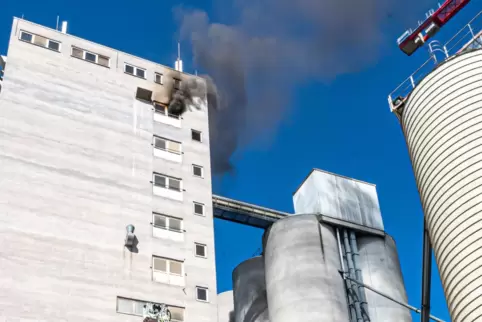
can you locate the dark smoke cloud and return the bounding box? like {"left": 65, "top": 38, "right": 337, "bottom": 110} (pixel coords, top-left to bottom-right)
{"left": 175, "top": 0, "right": 430, "bottom": 175}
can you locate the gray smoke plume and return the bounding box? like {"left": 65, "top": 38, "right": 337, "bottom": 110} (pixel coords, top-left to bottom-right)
{"left": 174, "top": 0, "right": 429, "bottom": 175}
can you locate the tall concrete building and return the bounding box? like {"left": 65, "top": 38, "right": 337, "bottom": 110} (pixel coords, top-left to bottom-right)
{"left": 0, "top": 18, "right": 217, "bottom": 321}
{"left": 0, "top": 16, "right": 417, "bottom": 322}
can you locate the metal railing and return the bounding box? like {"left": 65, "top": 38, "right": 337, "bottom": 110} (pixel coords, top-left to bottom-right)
{"left": 388, "top": 10, "right": 482, "bottom": 112}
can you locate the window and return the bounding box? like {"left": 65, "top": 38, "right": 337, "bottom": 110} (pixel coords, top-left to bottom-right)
{"left": 116, "top": 297, "right": 145, "bottom": 316}
{"left": 136, "top": 87, "right": 152, "bottom": 102}
{"left": 192, "top": 165, "right": 203, "bottom": 178}
{"left": 196, "top": 287, "right": 209, "bottom": 302}
{"left": 125, "top": 63, "right": 146, "bottom": 78}
{"left": 85, "top": 52, "right": 96, "bottom": 62}
{"left": 155, "top": 73, "right": 163, "bottom": 84}
{"left": 153, "top": 173, "right": 182, "bottom": 191}
{"left": 153, "top": 213, "right": 182, "bottom": 232}
{"left": 195, "top": 243, "right": 207, "bottom": 258}
{"left": 153, "top": 136, "right": 182, "bottom": 154}
{"left": 154, "top": 103, "right": 180, "bottom": 119}
{"left": 48, "top": 41, "right": 60, "bottom": 51}
{"left": 191, "top": 130, "right": 202, "bottom": 142}
{"left": 116, "top": 297, "right": 185, "bottom": 321}
{"left": 20, "top": 31, "right": 32, "bottom": 42}
{"left": 153, "top": 256, "right": 183, "bottom": 276}
{"left": 193, "top": 202, "right": 205, "bottom": 216}
{"left": 173, "top": 78, "right": 181, "bottom": 89}
{"left": 125, "top": 64, "right": 134, "bottom": 74}
{"left": 71, "top": 46, "right": 110, "bottom": 67}
{"left": 19, "top": 31, "right": 61, "bottom": 52}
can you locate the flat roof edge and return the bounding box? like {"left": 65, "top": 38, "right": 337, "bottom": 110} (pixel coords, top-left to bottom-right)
{"left": 12, "top": 17, "right": 201, "bottom": 79}
{"left": 292, "top": 168, "right": 377, "bottom": 196}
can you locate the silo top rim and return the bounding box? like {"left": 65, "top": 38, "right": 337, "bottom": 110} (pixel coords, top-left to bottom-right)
{"left": 292, "top": 168, "right": 376, "bottom": 196}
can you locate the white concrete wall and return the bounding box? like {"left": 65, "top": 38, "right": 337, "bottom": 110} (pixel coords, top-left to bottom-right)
{"left": 293, "top": 169, "right": 384, "bottom": 230}
{"left": 0, "top": 17, "right": 217, "bottom": 322}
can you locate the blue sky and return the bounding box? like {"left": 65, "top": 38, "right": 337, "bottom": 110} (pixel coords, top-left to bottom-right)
{"left": 1, "top": 0, "right": 481, "bottom": 320}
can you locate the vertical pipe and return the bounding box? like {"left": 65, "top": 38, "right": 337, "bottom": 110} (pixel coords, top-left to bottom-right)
{"left": 337, "top": 228, "right": 356, "bottom": 321}
{"left": 343, "top": 229, "right": 363, "bottom": 322}
{"left": 421, "top": 220, "right": 432, "bottom": 322}
{"left": 349, "top": 231, "right": 370, "bottom": 321}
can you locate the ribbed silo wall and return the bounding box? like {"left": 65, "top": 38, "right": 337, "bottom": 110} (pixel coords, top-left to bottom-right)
{"left": 357, "top": 235, "right": 412, "bottom": 321}
{"left": 218, "top": 291, "right": 235, "bottom": 322}
{"left": 401, "top": 49, "right": 482, "bottom": 321}
{"left": 232, "top": 256, "right": 269, "bottom": 322}
{"left": 264, "top": 214, "right": 350, "bottom": 322}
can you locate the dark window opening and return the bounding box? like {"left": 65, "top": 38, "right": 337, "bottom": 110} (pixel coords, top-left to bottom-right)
{"left": 125, "top": 64, "right": 134, "bottom": 74}
{"left": 194, "top": 203, "right": 204, "bottom": 215}
{"left": 193, "top": 165, "right": 203, "bottom": 177}
{"left": 48, "top": 41, "right": 60, "bottom": 51}
{"left": 196, "top": 287, "right": 208, "bottom": 301}
{"left": 195, "top": 244, "right": 206, "bottom": 257}
{"left": 191, "top": 130, "right": 202, "bottom": 142}
{"left": 136, "top": 87, "right": 153, "bottom": 103}
{"left": 20, "top": 32, "right": 32, "bottom": 42}
{"left": 85, "top": 52, "right": 96, "bottom": 62}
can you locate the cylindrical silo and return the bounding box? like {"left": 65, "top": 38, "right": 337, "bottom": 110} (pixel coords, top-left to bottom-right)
{"left": 232, "top": 256, "right": 269, "bottom": 322}
{"left": 400, "top": 49, "right": 482, "bottom": 321}
{"left": 218, "top": 291, "right": 235, "bottom": 322}
{"left": 357, "top": 234, "right": 412, "bottom": 321}
{"left": 264, "top": 214, "right": 350, "bottom": 322}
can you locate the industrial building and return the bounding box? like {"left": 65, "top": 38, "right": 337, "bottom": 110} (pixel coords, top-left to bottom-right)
{"left": 388, "top": 4, "right": 482, "bottom": 322}
{"left": 0, "top": 17, "right": 413, "bottom": 322}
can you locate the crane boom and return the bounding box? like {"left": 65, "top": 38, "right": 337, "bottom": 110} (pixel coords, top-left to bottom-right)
{"left": 398, "top": 0, "right": 471, "bottom": 56}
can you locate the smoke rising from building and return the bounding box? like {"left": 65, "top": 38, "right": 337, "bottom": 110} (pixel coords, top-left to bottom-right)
{"left": 174, "top": 0, "right": 427, "bottom": 175}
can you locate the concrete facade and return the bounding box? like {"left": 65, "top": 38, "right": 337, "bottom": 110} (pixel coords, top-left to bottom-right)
{"left": 0, "top": 18, "right": 217, "bottom": 322}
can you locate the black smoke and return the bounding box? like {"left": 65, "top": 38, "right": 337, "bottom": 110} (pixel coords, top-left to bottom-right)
{"left": 174, "top": 0, "right": 431, "bottom": 175}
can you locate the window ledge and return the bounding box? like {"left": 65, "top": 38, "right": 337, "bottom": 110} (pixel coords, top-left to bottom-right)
{"left": 125, "top": 71, "right": 146, "bottom": 79}
{"left": 153, "top": 226, "right": 184, "bottom": 233}
{"left": 71, "top": 55, "right": 110, "bottom": 68}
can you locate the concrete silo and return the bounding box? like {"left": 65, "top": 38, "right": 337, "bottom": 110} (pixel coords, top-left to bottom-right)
{"left": 232, "top": 256, "right": 269, "bottom": 322}
{"left": 357, "top": 234, "right": 412, "bottom": 321}
{"left": 390, "top": 29, "right": 482, "bottom": 320}
{"left": 218, "top": 291, "right": 235, "bottom": 322}
{"left": 264, "top": 214, "right": 351, "bottom": 322}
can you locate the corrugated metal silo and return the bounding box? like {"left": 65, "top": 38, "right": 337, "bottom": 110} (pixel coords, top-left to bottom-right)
{"left": 232, "top": 256, "right": 269, "bottom": 322}
{"left": 264, "top": 214, "right": 350, "bottom": 322}
{"left": 357, "top": 234, "right": 412, "bottom": 321}
{"left": 400, "top": 49, "right": 482, "bottom": 321}
{"left": 218, "top": 291, "right": 235, "bottom": 322}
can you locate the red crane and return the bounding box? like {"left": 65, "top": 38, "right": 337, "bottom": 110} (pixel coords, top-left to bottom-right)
{"left": 398, "top": 0, "right": 472, "bottom": 56}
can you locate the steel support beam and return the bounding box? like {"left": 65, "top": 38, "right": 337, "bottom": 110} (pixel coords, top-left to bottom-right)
{"left": 421, "top": 219, "right": 433, "bottom": 322}
{"left": 340, "top": 273, "right": 445, "bottom": 322}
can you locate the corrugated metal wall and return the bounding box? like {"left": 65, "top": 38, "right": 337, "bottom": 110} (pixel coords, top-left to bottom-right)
{"left": 402, "top": 49, "right": 482, "bottom": 321}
